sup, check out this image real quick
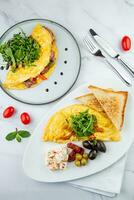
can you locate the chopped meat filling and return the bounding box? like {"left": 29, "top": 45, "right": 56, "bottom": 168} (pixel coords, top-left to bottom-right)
{"left": 24, "top": 78, "right": 37, "bottom": 88}
{"left": 50, "top": 50, "right": 55, "bottom": 62}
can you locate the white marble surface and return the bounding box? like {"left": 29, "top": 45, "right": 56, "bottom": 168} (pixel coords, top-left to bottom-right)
{"left": 0, "top": 0, "right": 134, "bottom": 199}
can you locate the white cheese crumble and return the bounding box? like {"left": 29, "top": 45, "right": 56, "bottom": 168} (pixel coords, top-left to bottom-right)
{"left": 45, "top": 146, "right": 68, "bottom": 171}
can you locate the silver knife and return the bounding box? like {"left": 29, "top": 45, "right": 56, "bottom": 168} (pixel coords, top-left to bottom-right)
{"left": 89, "top": 29, "right": 134, "bottom": 78}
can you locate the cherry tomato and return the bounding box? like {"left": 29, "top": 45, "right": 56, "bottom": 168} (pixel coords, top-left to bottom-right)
{"left": 20, "top": 112, "right": 31, "bottom": 125}
{"left": 121, "top": 35, "right": 131, "bottom": 51}
{"left": 3, "top": 106, "right": 15, "bottom": 118}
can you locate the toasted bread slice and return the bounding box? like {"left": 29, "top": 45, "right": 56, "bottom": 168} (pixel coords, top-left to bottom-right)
{"left": 76, "top": 93, "right": 105, "bottom": 113}
{"left": 89, "top": 85, "right": 128, "bottom": 130}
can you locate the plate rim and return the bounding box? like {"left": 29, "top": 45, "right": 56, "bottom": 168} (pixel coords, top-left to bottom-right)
{"left": 0, "top": 18, "right": 81, "bottom": 105}
{"left": 23, "top": 81, "right": 134, "bottom": 183}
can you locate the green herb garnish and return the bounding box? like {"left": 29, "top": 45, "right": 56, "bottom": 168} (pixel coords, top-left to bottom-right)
{"left": 5, "top": 128, "right": 31, "bottom": 143}
{"left": 16, "top": 134, "right": 22, "bottom": 142}
{"left": 5, "top": 131, "right": 17, "bottom": 141}
{"left": 17, "top": 130, "right": 31, "bottom": 138}
{"left": 69, "top": 110, "right": 97, "bottom": 137}
{"left": 92, "top": 139, "right": 97, "bottom": 146}
{"left": 0, "top": 31, "right": 41, "bottom": 72}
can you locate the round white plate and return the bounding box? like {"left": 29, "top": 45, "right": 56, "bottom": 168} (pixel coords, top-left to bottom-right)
{"left": 23, "top": 77, "right": 134, "bottom": 182}
{"left": 0, "top": 19, "right": 81, "bottom": 105}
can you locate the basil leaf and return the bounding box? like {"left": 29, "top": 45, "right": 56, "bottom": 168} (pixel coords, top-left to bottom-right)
{"left": 5, "top": 131, "right": 17, "bottom": 141}
{"left": 18, "top": 130, "right": 31, "bottom": 138}
{"left": 16, "top": 134, "right": 21, "bottom": 142}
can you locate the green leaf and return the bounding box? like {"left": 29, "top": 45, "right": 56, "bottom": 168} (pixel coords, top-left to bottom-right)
{"left": 0, "top": 31, "right": 40, "bottom": 72}
{"left": 18, "top": 130, "right": 31, "bottom": 138}
{"left": 5, "top": 131, "right": 17, "bottom": 141}
{"left": 69, "top": 110, "right": 97, "bottom": 138}
{"left": 5, "top": 47, "right": 16, "bottom": 65}
{"left": 16, "top": 134, "right": 21, "bottom": 142}
{"left": 93, "top": 139, "right": 97, "bottom": 146}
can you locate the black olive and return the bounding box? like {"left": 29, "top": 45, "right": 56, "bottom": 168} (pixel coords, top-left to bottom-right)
{"left": 0, "top": 66, "right": 4, "bottom": 70}
{"left": 89, "top": 141, "right": 98, "bottom": 151}
{"left": 88, "top": 150, "right": 97, "bottom": 160}
{"left": 6, "top": 63, "right": 9, "bottom": 70}
{"left": 92, "top": 144, "right": 99, "bottom": 152}
{"left": 96, "top": 140, "right": 106, "bottom": 153}
{"left": 82, "top": 141, "right": 92, "bottom": 150}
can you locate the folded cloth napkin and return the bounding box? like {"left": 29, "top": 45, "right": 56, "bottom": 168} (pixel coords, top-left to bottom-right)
{"left": 69, "top": 155, "right": 127, "bottom": 197}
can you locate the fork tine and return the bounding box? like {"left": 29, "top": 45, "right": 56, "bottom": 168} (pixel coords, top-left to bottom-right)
{"left": 86, "top": 39, "right": 94, "bottom": 51}
{"left": 88, "top": 39, "right": 95, "bottom": 49}
{"left": 83, "top": 39, "right": 92, "bottom": 52}
{"left": 83, "top": 38, "right": 91, "bottom": 49}
{"left": 85, "top": 37, "right": 95, "bottom": 50}
{"left": 83, "top": 37, "right": 94, "bottom": 52}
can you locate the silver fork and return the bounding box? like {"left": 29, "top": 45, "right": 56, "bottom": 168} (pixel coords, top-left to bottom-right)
{"left": 83, "top": 36, "right": 132, "bottom": 87}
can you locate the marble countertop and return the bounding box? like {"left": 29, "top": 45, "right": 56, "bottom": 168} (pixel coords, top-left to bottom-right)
{"left": 0, "top": 0, "right": 134, "bottom": 199}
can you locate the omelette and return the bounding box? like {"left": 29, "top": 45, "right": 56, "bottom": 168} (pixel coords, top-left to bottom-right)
{"left": 3, "top": 24, "right": 58, "bottom": 89}
{"left": 43, "top": 104, "right": 120, "bottom": 143}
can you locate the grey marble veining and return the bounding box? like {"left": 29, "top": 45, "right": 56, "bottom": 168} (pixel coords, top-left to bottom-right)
{"left": 0, "top": 0, "right": 134, "bottom": 199}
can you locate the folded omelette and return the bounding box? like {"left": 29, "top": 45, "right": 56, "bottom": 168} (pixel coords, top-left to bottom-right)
{"left": 3, "top": 24, "right": 58, "bottom": 89}
{"left": 43, "top": 104, "right": 120, "bottom": 143}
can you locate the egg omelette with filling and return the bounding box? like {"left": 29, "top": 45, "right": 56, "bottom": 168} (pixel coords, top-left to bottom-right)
{"left": 43, "top": 104, "right": 120, "bottom": 143}
{"left": 3, "top": 24, "right": 58, "bottom": 89}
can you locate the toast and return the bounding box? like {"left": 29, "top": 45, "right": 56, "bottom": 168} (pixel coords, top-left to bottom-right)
{"left": 76, "top": 93, "right": 105, "bottom": 114}
{"left": 89, "top": 85, "right": 128, "bottom": 130}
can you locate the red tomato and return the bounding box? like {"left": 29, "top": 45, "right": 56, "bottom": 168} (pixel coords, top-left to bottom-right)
{"left": 3, "top": 106, "right": 15, "bottom": 118}
{"left": 20, "top": 112, "right": 31, "bottom": 125}
{"left": 121, "top": 36, "right": 131, "bottom": 51}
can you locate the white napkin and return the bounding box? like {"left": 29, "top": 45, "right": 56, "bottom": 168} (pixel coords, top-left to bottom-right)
{"left": 69, "top": 155, "right": 127, "bottom": 197}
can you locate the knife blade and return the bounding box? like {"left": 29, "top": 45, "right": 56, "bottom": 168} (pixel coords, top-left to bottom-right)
{"left": 89, "top": 29, "right": 134, "bottom": 78}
